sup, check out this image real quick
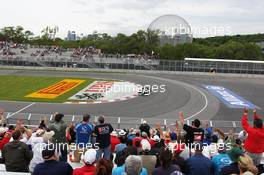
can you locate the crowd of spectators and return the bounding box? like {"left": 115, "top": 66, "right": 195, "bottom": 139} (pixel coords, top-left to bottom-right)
{"left": 71, "top": 47, "right": 99, "bottom": 59}
{"left": 0, "top": 108, "right": 263, "bottom": 175}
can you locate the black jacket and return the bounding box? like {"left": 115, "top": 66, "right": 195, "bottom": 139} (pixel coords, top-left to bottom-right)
{"left": 2, "top": 140, "right": 33, "bottom": 172}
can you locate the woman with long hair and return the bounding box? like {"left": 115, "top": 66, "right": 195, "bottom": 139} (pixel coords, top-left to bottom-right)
{"left": 238, "top": 154, "right": 258, "bottom": 175}
{"left": 95, "top": 158, "right": 113, "bottom": 175}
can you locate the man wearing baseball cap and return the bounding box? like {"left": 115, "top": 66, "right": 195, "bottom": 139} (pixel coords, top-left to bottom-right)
{"left": 73, "top": 149, "right": 97, "bottom": 175}
{"left": 33, "top": 144, "right": 73, "bottom": 175}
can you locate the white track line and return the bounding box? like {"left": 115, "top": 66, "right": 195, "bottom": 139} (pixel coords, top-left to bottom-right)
{"left": 141, "top": 75, "right": 209, "bottom": 121}
{"left": 7, "top": 102, "right": 36, "bottom": 119}
{"left": 184, "top": 86, "right": 208, "bottom": 120}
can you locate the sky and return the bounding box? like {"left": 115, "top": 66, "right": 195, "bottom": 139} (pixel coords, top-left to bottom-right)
{"left": 0, "top": 0, "right": 263, "bottom": 38}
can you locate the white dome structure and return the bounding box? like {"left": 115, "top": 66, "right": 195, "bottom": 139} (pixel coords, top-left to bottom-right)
{"left": 148, "top": 14, "right": 193, "bottom": 46}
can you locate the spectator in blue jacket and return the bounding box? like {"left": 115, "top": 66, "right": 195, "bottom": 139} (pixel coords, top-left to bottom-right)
{"left": 74, "top": 114, "right": 93, "bottom": 162}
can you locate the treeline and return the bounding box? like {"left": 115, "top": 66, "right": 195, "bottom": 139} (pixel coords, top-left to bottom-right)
{"left": 194, "top": 34, "right": 264, "bottom": 46}
{"left": 159, "top": 41, "right": 264, "bottom": 60}
{"left": 0, "top": 26, "right": 264, "bottom": 60}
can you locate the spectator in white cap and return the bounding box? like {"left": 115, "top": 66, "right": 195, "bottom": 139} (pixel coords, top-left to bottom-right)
{"left": 238, "top": 130, "right": 248, "bottom": 141}
{"left": 115, "top": 130, "right": 127, "bottom": 153}
{"left": 119, "top": 129, "right": 126, "bottom": 136}
{"left": 149, "top": 135, "right": 160, "bottom": 147}
{"left": 73, "top": 149, "right": 97, "bottom": 175}
{"left": 140, "top": 140, "right": 157, "bottom": 175}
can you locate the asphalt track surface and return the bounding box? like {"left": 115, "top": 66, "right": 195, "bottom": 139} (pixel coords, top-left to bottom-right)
{"left": 0, "top": 69, "right": 263, "bottom": 123}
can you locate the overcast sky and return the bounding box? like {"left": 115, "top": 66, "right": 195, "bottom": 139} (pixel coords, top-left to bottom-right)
{"left": 0, "top": 0, "right": 263, "bottom": 38}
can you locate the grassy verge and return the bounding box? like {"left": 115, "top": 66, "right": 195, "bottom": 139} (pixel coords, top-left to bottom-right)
{"left": 0, "top": 66, "right": 127, "bottom": 74}
{"left": 0, "top": 75, "right": 95, "bottom": 103}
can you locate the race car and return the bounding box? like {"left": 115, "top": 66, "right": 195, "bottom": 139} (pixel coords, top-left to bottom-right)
{"left": 138, "top": 86, "right": 151, "bottom": 96}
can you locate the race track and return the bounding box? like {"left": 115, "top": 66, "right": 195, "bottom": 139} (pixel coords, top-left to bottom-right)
{"left": 0, "top": 69, "right": 263, "bottom": 125}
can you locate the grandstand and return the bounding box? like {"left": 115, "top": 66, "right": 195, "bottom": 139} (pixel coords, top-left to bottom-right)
{"left": 1, "top": 43, "right": 264, "bottom": 74}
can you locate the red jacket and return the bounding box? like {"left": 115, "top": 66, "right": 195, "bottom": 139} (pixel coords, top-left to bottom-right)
{"left": 242, "top": 114, "right": 264, "bottom": 153}
{"left": 110, "top": 135, "right": 120, "bottom": 152}
{"left": 0, "top": 130, "right": 12, "bottom": 150}
{"left": 73, "top": 165, "right": 96, "bottom": 175}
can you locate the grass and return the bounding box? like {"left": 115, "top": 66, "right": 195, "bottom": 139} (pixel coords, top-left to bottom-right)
{"left": 0, "top": 75, "right": 95, "bottom": 103}
{"left": 0, "top": 66, "right": 127, "bottom": 74}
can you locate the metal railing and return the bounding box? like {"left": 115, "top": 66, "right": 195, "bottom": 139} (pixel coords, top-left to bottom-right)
{"left": 3, "top": 112, "right": 246, "bottom": 133}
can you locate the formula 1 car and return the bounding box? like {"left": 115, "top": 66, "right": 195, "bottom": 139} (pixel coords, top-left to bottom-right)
{"left": 138, "top": 86, "right": 151, "bottom": 96}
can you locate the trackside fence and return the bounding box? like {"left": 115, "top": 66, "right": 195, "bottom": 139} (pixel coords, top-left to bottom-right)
{"left": 1, "top": 57, "right": 264, "bottom": 74}
{"left": 3, "top": 112, "right": 247, "bottom": 134}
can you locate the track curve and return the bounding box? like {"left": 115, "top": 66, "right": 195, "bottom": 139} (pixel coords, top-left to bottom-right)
{"left": 0, "top": 70, "right": 220, "bottom": 120}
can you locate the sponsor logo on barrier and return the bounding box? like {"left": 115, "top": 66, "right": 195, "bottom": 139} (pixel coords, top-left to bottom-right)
{"left": 204, "top": 85, "right": 259, "bottom": 109}
{"left": 26, "top": 79, "right": 84, "bottom": 99}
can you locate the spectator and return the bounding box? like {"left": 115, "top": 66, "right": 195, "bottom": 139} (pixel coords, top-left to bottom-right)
{"left": 204, "top": 121, "right": 213, "bottom": 145}
{"left": 202, "top": 135, "right": 219, "bottom": 159}
{"left": 152, "top": 148, "right": 181, "bottom": 175}
{"left": 164, "top": 131, "right": 171, "bottom": 145}
{"left": 220, "top": 147, "right": 244, "bottom": 175}
{"left": 139, "top": 140, "right": 157, "bottom": 175}
{"left": 179, "top": 112, "right": 204, "bottom": 145}
{"left": 135, "top": 140, "right": 143, "bottom": 155}
{"left": 124, "top": 139, "right": 137, "bottom": 155}
{"left": 139, "top": 120, "right": 150, "bottom": 137}
{"left": 95, "top": 158, "right": 113, "bottom": 175}
{"left": 211, "top": 140, "right": 232, "bottom": 175}
{"left": 127, "top": 128, "right": 137, "bottom": 140}
{"left": 73, "top": 149, "right": 97, "bottom": 175}
{"left": 172, "top": 143, "right": 187, "bottom": 174}
{"left": 150, "top": 124, "right": 165, "bottom": 167}
{"left": 2, "top": 130, "right": 33, "bottom": 172}
{"left": 112, "top": 150, "right": 128, "bottom": 175}
{"left": 94, "top": 116, "right": 113, "bottom": 160}
{"left": 170, "top": 130, "right": 177, "bottom": 142}
{"left": 39, "top": 119, "right": 47, "bottom": 130}
{"left": 149, "top": 135, "right": 160, "bottom": 147}
{"left": 0, "top": 125, "right": 14, "bottom": 150}
{"left": 133, "top": 131, "right": 143, "bottom": 146}
{"left": 185, "top": 142, "right": 215, "bottom": 175}
{"left": 13, "top": 121, "right": 32, "bottom": 144}
{"left": 0, "top": 109, "right": 5, "bottom": 125}
{"left": 67, "top": 123, "right": 76, "bottom": 145}
{"left": 0, "top": 126, "right": 6, "bottom": 141}
{"left": 110, "top": 131, "right": 120, "bottom": 152}
{"left": 114, "top": 130, "right": 127, "bottom": 153}
{"left": 238, "top": 154, "right": 258, "bottom": 175}
{"left": 74, "top": 114, "right": 93, "bottom": 162}
{"left": 29, "top": 130, "right": 55, "bottom": 172}
{"left": 48, "top": 113, "right": 68, "bottom": 162}
{"left": 242, "top": 108, "right": 264, "bottom": 165}
{"left": 33, "top": 144, "right": 73, "bottom": 175}
{"left": 125, "top": 155, "right": 148, "bottom": 175}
